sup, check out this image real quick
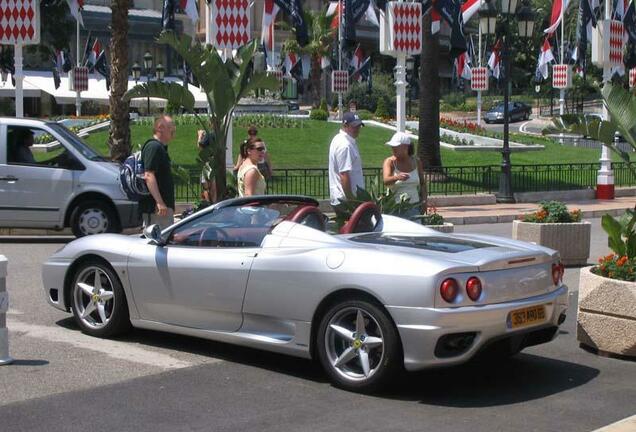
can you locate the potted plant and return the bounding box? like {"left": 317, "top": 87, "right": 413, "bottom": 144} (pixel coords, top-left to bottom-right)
{"left": 513, "top": 201, "right": 590, "bottom": 266}
{"left": 412, "top": 206, "right": 454, "bottom": 233}
{"left": 577, "top": 210, "right": 636, "bottom": 358}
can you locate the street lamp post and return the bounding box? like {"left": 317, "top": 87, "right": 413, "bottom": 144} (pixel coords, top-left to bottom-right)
{"left": 406, "top": 57, "right": 415, "bottom": 118}
{"left": 143, "top": 51, "right": 153, "bottom": 114}
{"left": 479, "top": 0, "right": 535, "bottom": 203}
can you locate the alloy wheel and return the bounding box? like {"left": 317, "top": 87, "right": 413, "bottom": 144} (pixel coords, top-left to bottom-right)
{"left": 324, "top": 307, "right": 385, "bottom": 382}
{"left": 73, "top": 266, "right": 115, "bottom": 329}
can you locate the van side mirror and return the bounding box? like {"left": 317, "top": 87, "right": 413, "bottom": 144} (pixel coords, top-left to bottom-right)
{"left": 143, "top": 224, "right": 164, "bottom": 245}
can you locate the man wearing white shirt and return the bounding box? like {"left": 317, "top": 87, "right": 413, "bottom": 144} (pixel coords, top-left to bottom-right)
{"left": 328, "top": 112, "right": 365, "bottom": 215}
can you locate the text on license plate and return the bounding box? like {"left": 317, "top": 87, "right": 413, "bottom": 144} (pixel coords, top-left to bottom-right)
{"left": 509, "top": 305, "right": 546, "bottom": 329}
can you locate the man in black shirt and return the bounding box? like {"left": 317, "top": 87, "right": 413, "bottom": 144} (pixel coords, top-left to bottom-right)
{"left": 141, "top": 115, "right": 176, "bottom": 229}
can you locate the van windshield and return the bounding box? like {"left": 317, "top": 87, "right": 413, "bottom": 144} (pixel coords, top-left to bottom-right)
{"left": 48, "top": 123, "right": 107, "bottom": 161}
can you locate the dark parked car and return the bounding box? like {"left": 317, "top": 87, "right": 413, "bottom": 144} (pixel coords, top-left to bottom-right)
{"left": 484, "top": 102, "right": 532, "bottom": 124}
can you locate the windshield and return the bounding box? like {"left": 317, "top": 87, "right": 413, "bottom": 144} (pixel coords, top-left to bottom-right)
{"left": 48, "top": 123, "right": 106, "bottom": 161}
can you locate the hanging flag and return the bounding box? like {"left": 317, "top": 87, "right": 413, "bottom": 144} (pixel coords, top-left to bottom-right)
{"left": 456, "top": 51, "right": 472, "bottom": 80}
{"left": 162, "top": 0, "right": 177, "bottom": 30}
{"left": 365, "top": 1, "right": 379, "bottom": 26}
{"left": 65, "top": 0, "right": 84, "bottom": 27}
{"left": 624, "top": 0, "right": 636, "bottom": 43}
{"left": 94, "top": 48, "right": 111, "bottom": 90}
{"left": 329, "top": 1, "right": 341, "bottom": 30}
{"left": 572, "top": 0, "right": 598, "bottom": 69}
{"left": 349, "top": 45, "right": 365, "bottom": 71}
{"left": 180, "top": 0, "right": 198, "bottom": 23}
{"left": 301, "top": 54, "right": 311, "bottom": 80}
{"left": 261, "top": 0, "right": 280, "bottom": 51}
{"left": 284, "top": 52, "right": 300, "bottom": 76}
{"left": 84, "top": 38, "right": 101, "bottom": 71}
{"left": 544, "top": 0, "right": 568, "bottom": 35}
{"left": 538, "top": 38, "right": 555, "bottom": 79}
{"left": 82, "top": 35, "right": 94, "bottom": 67}
{"left": 461, "top": 0, "right": 481, "bottom": 24}
{"left": 488, "top": 39, "right": 502, "bottom": 79}
{"left": 431, "top": 9, "right": 441, "bottom": 34}
{"left": 352, "top": 56, "right": 370, "bottom": 81}
{"left": 274, "top": 0, "right": 308, "bottom": 46}
{"left": 62, "top": 49, "right": 73, "bottom": 73}
{"left": 52, "top": 51, "right": 65, "bottom": 89}
{"left": 435, "top": 0, "right": 467, "bottom": 57}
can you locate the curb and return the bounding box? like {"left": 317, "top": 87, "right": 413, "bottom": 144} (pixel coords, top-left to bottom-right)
{"left": 443, "top": 206, "right": 633, "bottom": 225}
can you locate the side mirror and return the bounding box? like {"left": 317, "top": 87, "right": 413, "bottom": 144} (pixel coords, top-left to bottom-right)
{"left": 143, "top": 224, "right": 164, "bottom": 245}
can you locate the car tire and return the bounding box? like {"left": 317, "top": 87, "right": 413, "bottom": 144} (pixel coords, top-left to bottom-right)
{"left": 70, "top": 259, "right": 131, "bottom": 338}
{"left": 317, "top": 299, "right": 402, "bottom": 393}
{"left": 70, "top": 200, "right": 119, "bottom": 237}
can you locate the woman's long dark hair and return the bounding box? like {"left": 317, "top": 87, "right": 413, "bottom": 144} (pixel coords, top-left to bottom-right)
{"left": 240, "top": 137, "right": 264, "bottom": 159}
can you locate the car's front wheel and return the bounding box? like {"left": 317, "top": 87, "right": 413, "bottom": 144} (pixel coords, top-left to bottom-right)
{"left": 70, "top": 200, "right": 119, "bottom": 237}
{"left": 71, "top": 259, "right": 131, "bottom": 338}
{"left": 317, "top": 299, "right": 402, "bottom": 393}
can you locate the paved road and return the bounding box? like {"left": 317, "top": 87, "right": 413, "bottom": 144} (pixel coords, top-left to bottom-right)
{"left": 0, "top": 221, "right": 634, "bottom": 432}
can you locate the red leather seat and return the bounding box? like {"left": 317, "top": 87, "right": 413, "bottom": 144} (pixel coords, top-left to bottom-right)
{"left": 286, "top": 205, "right": 327, "bottom": 231}
{"left": 339, "top": 202, "right": 382, "bottom": 234}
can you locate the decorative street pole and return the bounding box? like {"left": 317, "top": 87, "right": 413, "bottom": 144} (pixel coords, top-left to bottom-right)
{"left": 480, "top": 0, "right": 535, "bottom": 203}
{"left": 379, "top": 1, "right": 422, "bottom": 134}
{"left": 143, "top": 51, "right": 153, "bottom": 114}
{"left": 0, "top": 0, "right": 40, "bottom": 117}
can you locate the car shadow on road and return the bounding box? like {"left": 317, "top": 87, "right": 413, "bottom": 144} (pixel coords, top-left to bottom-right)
{"left": 55, "top": 317, "right": 327, "bottom": 383}
{"left": 380, "top": 353, "right": 600, "bottom": 406}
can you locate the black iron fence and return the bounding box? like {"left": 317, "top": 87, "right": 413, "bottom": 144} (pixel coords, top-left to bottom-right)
{"left": 174, "top": 163, "right": 636, "bottom": 202}
{"left": 539, "top": 97, "right": 602, "bottom": 117}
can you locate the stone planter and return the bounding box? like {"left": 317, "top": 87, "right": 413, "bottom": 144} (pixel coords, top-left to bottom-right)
{"left": 424, "top": 222, "right": 454, "bottom": 233}
{"left": 577, "top": 266, "right": 636, "bottom": 358}
{"left": 512, "top": 220, "right": 591, "bottom": 266}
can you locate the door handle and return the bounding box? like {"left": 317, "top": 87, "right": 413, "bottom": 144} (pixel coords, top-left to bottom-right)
{"left": 0, "top": 176, "right": 18, "bottom": 181}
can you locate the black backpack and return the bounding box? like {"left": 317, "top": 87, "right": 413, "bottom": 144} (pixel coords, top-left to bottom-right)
{"left": 119, "top": 140, "right": 153, "bottom": 201}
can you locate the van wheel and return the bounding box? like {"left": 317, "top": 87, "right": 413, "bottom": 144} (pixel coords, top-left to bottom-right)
{"left": 70, "top": 201, "right": 118, "bottom": 237}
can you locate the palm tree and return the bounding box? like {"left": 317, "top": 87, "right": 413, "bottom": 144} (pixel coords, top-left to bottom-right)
{"left": 124, "top": 32, "right": 279, "bottom": 198}
{"left": 108, "top": 0, "right": 130, "bottom": 162}
{"left": 282, "top": 8, "right": 336, "bottom": 106}
{"left": 418, "top": 12, "right": 443, "bottom": 170}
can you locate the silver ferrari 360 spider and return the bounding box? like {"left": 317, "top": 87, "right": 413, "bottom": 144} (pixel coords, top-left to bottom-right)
{"left": 43, "top": 195, "right": 569, "bottom": 392}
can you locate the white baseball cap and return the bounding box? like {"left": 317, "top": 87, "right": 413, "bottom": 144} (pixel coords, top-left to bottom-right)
{"left": 385, "top": 132, "right": 412, "bottom": 147}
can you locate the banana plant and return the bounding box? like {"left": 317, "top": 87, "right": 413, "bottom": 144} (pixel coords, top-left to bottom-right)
{"left": 123, "top": 31, "right": 280, "bottom": 198}
{"left": 601, "top": 208, "right": 636, "bottom": 259}
{"left": 543, "top": 83, "right": 636, "bottom": 168}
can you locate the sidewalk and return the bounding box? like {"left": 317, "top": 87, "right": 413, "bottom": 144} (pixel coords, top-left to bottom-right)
{"left": 437, "top": 196, "right": 635, "bottom": 225}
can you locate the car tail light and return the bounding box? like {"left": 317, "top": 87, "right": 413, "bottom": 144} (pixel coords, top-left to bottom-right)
{"left": 440, "top": 278, "right": 459, "bottom": 303}
{"left": 552, "top": 262, "right": 564, "bottom": 285}
{"left": 466, "top": 277, "right": 482, "bottom": 301}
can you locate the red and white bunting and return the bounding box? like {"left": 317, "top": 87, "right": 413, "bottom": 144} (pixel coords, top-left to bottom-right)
{"left": 630, "top": 68, "right": 636, "bottom": 88}
{"left": 70, "top": 66, "right": 88, "bottom": 92}
{"left": 380, "top": 1, "right": 422, "bottom": 57}
{"left": 210, "top": 0, "right": 250, "bottom": 50}
{"left": 331, "top": 70, "right": 349, "bottom": 93}
{"left": 607, "top": 20, "right": 624, "bottom": 67}
{"left": 552, "top": 64, "right": 572, "bottom": 89}
{"left": 471, "top": 67, "right": 489, "bottom": 91}
{"left": 0, "top": 0, "right": 40, "bottom": 45}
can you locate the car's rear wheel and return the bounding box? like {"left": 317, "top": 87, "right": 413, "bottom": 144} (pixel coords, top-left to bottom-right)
{"left": 317, "top": 299, "right": 401, "bottom": 393}
{"left": 70, "top": 200, "right": 119, "bottom": 237}
{"left": 71, "top": 259, "right": 131, "bottom": 338}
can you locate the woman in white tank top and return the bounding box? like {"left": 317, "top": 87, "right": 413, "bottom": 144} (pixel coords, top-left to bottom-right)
{"left": 382, "top": 132, "right": 427, "bottom": 219}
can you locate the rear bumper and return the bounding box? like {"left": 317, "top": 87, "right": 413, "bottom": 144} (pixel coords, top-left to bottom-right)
{"left": 114, "top": 200, "right": 141, "bottom": 229}
{"left": 386, "top": 284, "right": 569, "bottom": 371}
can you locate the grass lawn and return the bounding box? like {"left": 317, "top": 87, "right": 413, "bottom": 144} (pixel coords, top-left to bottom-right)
{"left": 82, "top": 119, "right": 620, "bottom": 168}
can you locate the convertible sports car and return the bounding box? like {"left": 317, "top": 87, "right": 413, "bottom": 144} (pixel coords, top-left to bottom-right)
{"left": 42, "top": 195, "right": 569, "bottom": 392}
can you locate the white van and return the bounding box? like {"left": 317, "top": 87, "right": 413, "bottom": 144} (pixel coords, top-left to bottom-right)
{"left": 0, "top": 118, "right": 141, "bottom": 236}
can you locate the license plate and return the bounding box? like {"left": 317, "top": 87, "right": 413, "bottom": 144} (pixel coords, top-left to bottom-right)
{"left": 509, "top": 305, "right": 546, "bottom": 329}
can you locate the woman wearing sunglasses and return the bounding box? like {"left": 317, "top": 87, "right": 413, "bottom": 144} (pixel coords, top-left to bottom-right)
{"left": 237, "top": 138, "right": 267, "bottom": 197}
